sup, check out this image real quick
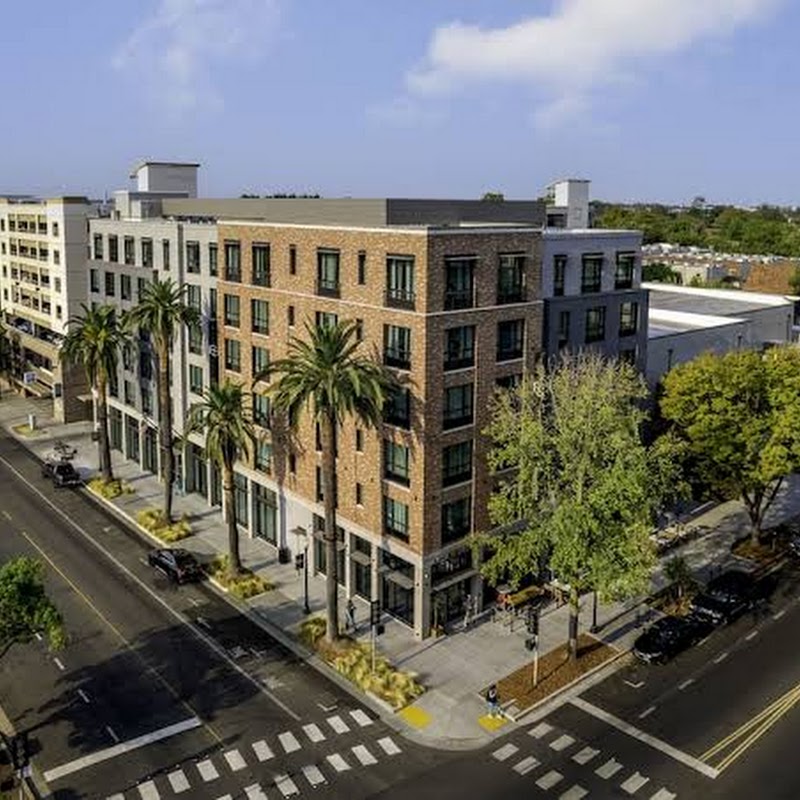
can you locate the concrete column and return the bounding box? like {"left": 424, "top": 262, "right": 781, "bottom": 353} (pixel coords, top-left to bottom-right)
{"left": 414, "top": 562, "right": 431, "bottom": 641}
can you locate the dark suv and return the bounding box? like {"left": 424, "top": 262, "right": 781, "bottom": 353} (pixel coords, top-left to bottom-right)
{"left": 41, "top": 458, "right": 82, "bottom": 488}
{"left": 633, "top": 614, "right": 713, "bottom": 664}
{"left": 691, "top": 570, "right": 757, "bottom": 625}
{"left": 147, "top": 548, "right": 203, "bottom": 584}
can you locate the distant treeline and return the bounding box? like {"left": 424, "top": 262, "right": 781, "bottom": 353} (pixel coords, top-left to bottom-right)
{"left": 240, "top": 193, "right": 322, "bottom": 199}
{"left": 593, "top": 202, "right": 800, "bottom": 257}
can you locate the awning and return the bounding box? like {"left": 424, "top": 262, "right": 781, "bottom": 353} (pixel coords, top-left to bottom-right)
{"left": 350, "top": 550, "right": 371, "bottom": 566}
{"left": 383, "top": 569, "right": 414, "bottom": 591}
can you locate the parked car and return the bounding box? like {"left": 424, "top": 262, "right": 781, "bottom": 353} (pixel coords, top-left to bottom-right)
{"left": 41, "top": 458, "right": 82, "bottom": 488}
{"left": 633, "top": 614, "right": 713, "bottom": 664}
{"left": 147, "top": 548, "right": 203, "bottom": 584}
{"left": 691, "top": 570, "right": 757, "bottom": 625}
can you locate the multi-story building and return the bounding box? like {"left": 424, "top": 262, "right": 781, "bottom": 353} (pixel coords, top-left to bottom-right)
{"left": 0, "top": 196, "right": 94, "bottom": 421}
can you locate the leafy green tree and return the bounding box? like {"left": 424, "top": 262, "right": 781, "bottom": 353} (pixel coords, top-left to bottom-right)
{"left": 186, "top": 381, "right": 256, "bottom": 577}
{"left": 0, "top": 556, "right": 65, "bottom": 660}
{"left": 264, "top": 321, "right": 395, "bottom": 643}
{"left": 643, "top": 262, "right": 682, "bottom": 284}
{"left": 788, "top": 266, "right": 800, "bottom": 296}
{"left": 129, "top": 278, "right": 199, "bottom": 522}
{"left": 61, "top": 304, "right": 128, "bottom": 482}
{"left": 664, "top": 555, "right": 696, "bottom": 601}
{"left": 661, "top": 348, "right": 800, "bottom": 544}
{"left": 481, "top": 192, "right": 505, "bottom": 202}
{"left": 481, "top": 353, "right": 669, "bottom": 660}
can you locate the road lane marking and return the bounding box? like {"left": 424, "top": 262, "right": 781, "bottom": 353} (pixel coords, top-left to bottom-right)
{"left": 639, "top": 706, "right": 656, "bottom": 719}
{"left": 678, "top": 678, "right": 694, "bottom": 691}
{"left": 223, "top": 749, "right": 246, "bottom": 771}
{"left": 572, "top": 746, "right": 599, "bottom": 765}
{"left": 2, "top": 458, "right": 300, "bottom": 724}
{"left": 1, "top": 510, "right": 11, "bottom": 520}
{"left": 53, "top": 657, "right": 65, "bottom": 671}
{"left": 252, "top": 740, "right": 274, "bottom": 761}
{"left": 137, "top": 780, "right": 160, "bottom": 800}
{"left": 492, "top": 743, "right": 519, "bottom": 761}
{"left": 327, "top": 714, "right": 350, "bottom": 734}
{"left": 77, "top": 689, "right": 90, "bottom": 704}
{"left": 197, "top": 758, "right": 219, "bottom": 781}
{"left": 513, "top": 755, "right": 540, "bottom": 775}
{"left": 327, "top": 752, "right": 351, "bottom": 772}
{"left": 559, "top": 787, "right": 588, "bottom": 800}
{"left": 745, "top": 630, "right": 759, "bottom": 641}
{"left": 536, "top": 770, "right": 563, "bottom": 790}
{"left": 275, "top": 773, "right": 300, "bottom": 796}
{"left": 352, "top": 744, "right": 377, "bottom": 765}
{"left": 596, "top": 758, "right": 624, "bottom": 779}
{"left": 107, "top": 794, "right": 125, "bottom": 800}
{"left": 713, "top": 652, "right": 729, "bottom": 664}
{"left": 278, "top": 731, "right": 301, "bottom": 753}
{"left": 624, "top": 680, "right": 645, "bottom": 689}
{"left": 550, "top": 734, "right": 575, "bottom": 752}
{"left": 302, "top": 764, "right": 326, "bottom": 787}
{"left": 350, "top": 709, "right": 373, "bottom": 727}
{"left": 244, "top": 786, "right": 268, "bottom": 800}
{"left": 773, "top": 609, "right": 786, "bottom": 621}
{"left": 378, "top": 736, "right": 401, "bottom": 755}
{"left": 528, "top": 721, "right": 553, "bottom": 738}
{"left": 650, "top": 790, "right": 677, "bottom": 800}
{"left": 571, "top": 697, "right": 719, "bottom": 779}
{"left": 216, "top": 796, "right": 233, "bottom": 800}
{"left": 105, "top": 726, "right": 119, "bottom": 743}
{"left": 621, "top": 771, "right": 650, "bottom": 794}
{"left": 43, "top": 717, "right": 202, "bottom": 781}
{"left": 168, "top": 769, "right": 190, "bottom": 793}
{"left": 302, "top": 722, "right": 325, "bottom": 742}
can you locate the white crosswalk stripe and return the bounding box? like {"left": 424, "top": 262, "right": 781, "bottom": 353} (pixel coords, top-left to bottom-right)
{"left": 536, "top": 770, "right": 564, "bottom": 790}
{"left": 559, "top": 786, "right": 588, "bottom": 800}
{"left": 378, "top": 736, "right": 402, "bottom": 755}
{"left": 513, "top": 755, "right": 540, "bottom": 775}
{"left": 197, "top": 758, "right": 220, "bottom": 781}
{"left": 572, "top": 746, "right": 599, "bottom": 765}
{"left": 649, "top": 789, "right": 677, "bottom": 800}
{"left": 108, "top": 795, "right": 125, "bottom": 800}
{"left": 622, "top": 772, "right": 650, "bottom": 794}
{"left": 253, "top": 740, "right": 274, "bottom": 761}
{"left": 327, "top": 714, "right": 350, "bottom": 734}
{"left": 529, "top": 721, "right": 554, "bottom": 739}
{"left": 167, "top": 768, "right": 190, "bottom": 793}
{"left": 327, "top": 752, "right": 352, "bottom": 772}
{"left": 278, "top": 731, "right": 302, "bottom": 753}
{"left": 550, "top": 734, "right": 575, "bottom": 752}
{"left": 596, "top": 758, "right": 624, "bottom": 780}
{"left": 244, "top": 785, "right": 268, "bottom": 800}
{"left": 350, "top": 709, "right": 373, "bottom": 727}
{"left": 137, "top": 781, "right": 160, "bottom": 800}
{"left": 492, "top": 743, "right": 519, "bottom": 761}
{"left": 224, "top": 749, "right": 247, "bottom": 771}
{"left": 302, "top": 764, "right": 327, "bottom": 787}
{"left": 303, "top": 723, "right": 326, "bottom": 743}
{"left": 215, "top": 796, "right": 233, "bottom": 800}
{"left": 352, "top": 744, "right": 378, "bottom": 765}
{"left": 275, "top": 773, "right": 301, "bottom": 797}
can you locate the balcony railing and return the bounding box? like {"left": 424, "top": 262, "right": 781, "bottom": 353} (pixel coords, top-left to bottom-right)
{"left": 384, "top": 349, "right": 411, "bottom": 370}
{"left": 443, "top": 353, "right": 474, "bottom": 371}
{"left": 316, "top": 278, "right": 340, "bottom": 298}
{"left": 444, "top": 288, "right": 475, "bottom": 310}
{"left": 385, "top": 288, "right": 415, "bottom": 310}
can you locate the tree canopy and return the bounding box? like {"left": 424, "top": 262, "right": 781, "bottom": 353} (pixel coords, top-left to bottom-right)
{"left": 660, "top": 347, "right": 800, "bottom": 541}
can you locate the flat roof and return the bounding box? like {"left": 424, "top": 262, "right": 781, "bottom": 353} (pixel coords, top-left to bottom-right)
{"left": 646, "top": 283, "right": 792, "bottom": 317}
{"left": 130, "top": 160, "right": 200, "bottom": 177}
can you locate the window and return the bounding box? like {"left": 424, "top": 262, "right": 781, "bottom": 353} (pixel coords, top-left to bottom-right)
{"left": 90, "top": 268, "right": 99, "bottom": 293}
{"left": 52, "top": 221, "right": 59, "bottom": 237}
{"left": 496, "top": 373, "right": 522, "bottom": 390}
{"left": 224, "top": 240, "right": 241, "bottom": 282}
{"left": 251, "top": 299, "right": 269, "bottom": 335}
{"left": 124, "top": 380, "right": 134, "bottom": 406}
{"left": 186, "top": 284, "right": 201, "bottom": 312}
{"left": 315, "top": 467, "right": 338, "bottom": 505}
{"left": 288, "top": 453, "right": 296, "bottom": 474}
{"left": 317, "top": 249, "right": 340, "bottom": 295}
{"left": 553, "top": 254, "right": 566, "bottom": 296}
{"left": 615, "top": 252, "right": 635, "bottom": 290}
{"left": 442, "top": 440, "right": 473, "bottom": 486}
{"left": 252, "top": 393, "right": 271, "bottom": 427}
{"left": 207, "top": 243, "right": 218, "bottom": 277}
{"left": 581, "top": 254, "right": 603, "bottom": 293}
{"left": 186, "top": 241, "right": 200, "bottom": 273}
{"left": 386, "top": 255, "right": 415, "bottom": 308}
{"left": 356, "top": 483, "right": 364, "bottom": 506}
{"left": 123, "top": 237, "right": 135, "bottom": 265}
{"left": 619, "top": 301, "right": 639, "bottom": 336}
{"left": 104, "top": 272, "right": 116, "bottom": 297}
{"left": 497, "top": 319, "right": 524, "bottom": 362}
{"left": 189, "top": 365, "right": 203, "bottom": 394}
{"left": 141, "top": 238, "right": 153, "bottom": 268}
{"left": 316, "top": 311, "right": 338, "bottom": 330}
{"left": 108, "top": 235, "right": 119, "bottom": 263}
{"left": 443, "top": 384, "right": 473, "bottom": 430}
{"left": 93, "top": 234, "right": 103, "bottom": 260}
{"left": 444, "top": 326, "right": 475, "bottom": 370}
{"left": 188, "top": 323, "right": 203, "bottom": 354}
{"left": 162, "top": 239, "right": 171, "bottom": 271}
{"left": 252, "top": 244, "right": 270, "bottom": 286}
{"left": 289, "top": 245, "right": 297, "bottom": 275}
{"left": 444, "top": 257, "right": 476, "bottom": 309}
{"left": 356, "top": 428, "right": 364, "bottom": 452}
{"left": 384, "top": 325, "right": 411, "bottom": 369}
{"left": 383, "top": 497, "right": 409, "bottom": 542}
{"left": 288, "top": 305, "right": 295, "bottom": 327}
{"left": 355, "top": 319, "right": 364, "bottom": 342}
{"left": 255, "top": 440, "right": 273, "bottom": 474}
{"left": 122, "top": 342, "right": 134, "bottom": 370}
{"left": 585, "top": 306, "right": 607, "bottom": 343}
{"left": 137, "top": 277, "right": 146, "bottom": 301}
{"left": 358, "top": 251, "right": 367, "bottom": 285}
{"left": 384, "top": 440, "right": 410, "bottom": 486}
{"left": 225, "top": 339, "right": 241, "bottom": 372}
{"left": 224, "top": 294, "right": 240, "bottom": 327}
{"left": 142, "top": 386, "right": 153, "bottom": 416}
{"left": 252, "top": 345, "right": 269, "bottom": 376}
{"left": 497, "top": 253, "right": 526, "bottom": 303}
{"left": 557, "top": 310, "right": 570, "bottom": 348}
{"left": 121, "top": 274, "right": 131, "bottom": 300}
{"left": 442, "top": 496, "right": 471, "bottom": 544}
{"left": 234, "top": 473, "right": 248, "bottom": 527}
{"left": 384, "top": 386, "right": 411, "bottom": 429}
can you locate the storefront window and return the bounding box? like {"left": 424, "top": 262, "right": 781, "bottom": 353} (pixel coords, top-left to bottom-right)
{"left": 234, "top": 473, "right": 248, "bottom": 528}
{"left": 380, "top": 549, "right": 415, "bottom": 626}
{"left": 253, "top": 484, "right": 277, "bottom": 544}
{"left": 351, "top": 535, "right": 372, "bottom": 600}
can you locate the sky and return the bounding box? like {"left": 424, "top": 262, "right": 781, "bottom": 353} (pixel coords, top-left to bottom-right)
{"left": 1, "top": 0, "right": 798, "bottom": 205}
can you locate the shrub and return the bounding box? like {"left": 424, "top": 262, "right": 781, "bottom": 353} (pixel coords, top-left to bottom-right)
{"left": 299, "top": 616, "right": 327, "bottom": 647}
{"left": 136, "top": 508, "right": 191, "bottom": 542}
{"left": 205, "top": 554, "right": 273, "bottom": 599}
{"left": 89, "top": 478, "right": 133, "bottom": 500}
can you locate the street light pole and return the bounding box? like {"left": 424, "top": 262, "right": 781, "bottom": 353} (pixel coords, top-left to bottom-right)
{"left": 292, "top": 526, "right": 311, "bottom": 614}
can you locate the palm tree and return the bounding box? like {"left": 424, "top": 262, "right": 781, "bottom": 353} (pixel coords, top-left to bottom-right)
{"left": 129, "top": 278, "right": 199, "bottom": 522}
{"left": 186, "top": 381, "right": 256, "bottom": 576}
{"left": 263, "top": 320, "right": 395, "bottom": 643}
{"left": 60, "top": 304, "right": 127, "bottom": 482}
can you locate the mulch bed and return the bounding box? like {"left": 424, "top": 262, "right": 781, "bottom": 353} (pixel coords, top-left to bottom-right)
{"left": 496, "top": 633, "right": 618, "bottom": 712}
{"left": 731, "top": 537, "right": 784, "bottom": 566}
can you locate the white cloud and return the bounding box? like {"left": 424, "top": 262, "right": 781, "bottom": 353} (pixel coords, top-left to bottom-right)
{"left": 407, "top": 0, "right": 782, "bottom": 127}
{"left": 113, "top": 0, "right": 281, "bottom": 116}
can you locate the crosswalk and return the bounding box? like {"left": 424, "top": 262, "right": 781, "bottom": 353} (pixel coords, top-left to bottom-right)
{"left": 106, "top": 709, "right": 393, "bottom": 800}
{"left": 493, "top": 720, "right": 677, "bottom": 799}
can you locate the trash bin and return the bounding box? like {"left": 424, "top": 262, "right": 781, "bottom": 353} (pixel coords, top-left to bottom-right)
{"left": 28, "top": 414, "right": 36, "bottom": 431}
{"left": 278, "top": 546, "right": 291, "bottom": 564}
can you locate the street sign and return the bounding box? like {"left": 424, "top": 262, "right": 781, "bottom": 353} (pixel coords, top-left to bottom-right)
{"left": 369, "top": 599, "right": 380, "bottom": 627}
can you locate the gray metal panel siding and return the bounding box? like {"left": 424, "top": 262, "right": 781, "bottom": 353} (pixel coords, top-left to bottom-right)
{"left": 386, "top": 199, "right": 546, "bottom": 226}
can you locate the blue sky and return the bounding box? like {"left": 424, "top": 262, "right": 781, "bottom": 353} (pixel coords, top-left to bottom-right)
{"left": 1, "top": 0, "right": 798, "bottom": 205}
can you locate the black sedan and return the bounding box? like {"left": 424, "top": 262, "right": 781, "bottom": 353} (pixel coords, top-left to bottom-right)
{"left": 42, "top": 459, "right": 82, "bottom": 488}
{"left": 633, "top": 614, "right": 713, "bottom": 664}
{"left": 691, "top": 570, "right": 756, "bottom": 625}
{"left": 147, "top": 548, "right": 203, "bottom": 584}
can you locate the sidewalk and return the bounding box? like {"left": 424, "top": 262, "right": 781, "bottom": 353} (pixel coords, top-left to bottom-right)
{"left": 2, "top": 390, "right": 798, "bottom": 751}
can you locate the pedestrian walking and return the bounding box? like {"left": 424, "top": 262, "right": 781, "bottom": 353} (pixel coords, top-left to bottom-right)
{"left": 345, "top": 598, "right": 357, "bottom": 633}
{"left": 486, "top": 684, "right": 501, "bottom": 718}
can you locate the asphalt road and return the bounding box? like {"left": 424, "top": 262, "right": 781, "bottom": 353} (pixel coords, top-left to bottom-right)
{"left": 0, "top": 432, "right": 446, "bottom": 799}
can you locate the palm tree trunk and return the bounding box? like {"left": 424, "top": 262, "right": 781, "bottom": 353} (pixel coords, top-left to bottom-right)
{"left": 158, "top": 342, "right": 174, "bottom": 522}
{"left": 223, "top": 462, "right": 242, "bottom": 577}
{"left": 96, "top": 376, "right": 113, "bottom": 482}
{"left": 567, "top": 588, "right": 580, "bottom": 662}
{"left": 321, "top": 412, "right": 339, "bottom": 643}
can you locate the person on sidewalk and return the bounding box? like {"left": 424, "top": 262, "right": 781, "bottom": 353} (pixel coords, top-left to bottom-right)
{"left": 486, "top": 684, "right": 501, "bottom": 718}
{"left": 345, "top": 598, "right": 357, "bottom": 633}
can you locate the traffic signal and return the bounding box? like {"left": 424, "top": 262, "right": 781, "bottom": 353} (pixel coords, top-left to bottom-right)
{"left": 294, "top": 553, "right": 305, "bottom": 571}
{"left": 9, "top": 732, "right": 30, "bottom": 770}
{"left": 525, "top": 605, "right": 540, "bottom": 636}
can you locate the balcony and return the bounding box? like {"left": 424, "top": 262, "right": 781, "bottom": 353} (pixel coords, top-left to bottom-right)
{"left": 384, "top": 348, "right": 411, "bottom": 370}
{"left": 385, "top": 288, "right": 415, "bottom": 310}
{"left": 316, "top": 278, "right": 340, "bottom": 298}
{"left": 444, "top": 288, "right": 475, "bottom": 311}
{"left": 442, "top": 412, "right": 473, "bottom": 431}
{"left": 443, "top": 353, "right": 474, "bottom": 371}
